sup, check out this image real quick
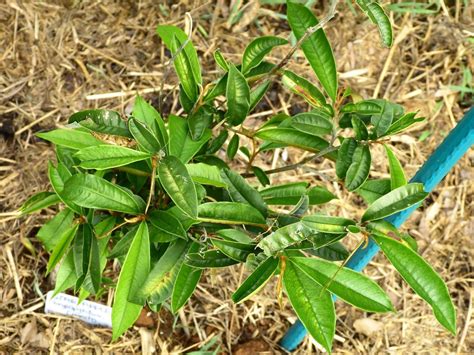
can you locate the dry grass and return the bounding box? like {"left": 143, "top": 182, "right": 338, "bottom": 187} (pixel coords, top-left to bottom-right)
{"left": 1, "top": 0, "right": 473, "bottom": 353}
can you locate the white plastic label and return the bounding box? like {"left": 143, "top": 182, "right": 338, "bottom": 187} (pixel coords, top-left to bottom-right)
{"left": 44, "top": 291, "right": 112, "bottom": 328}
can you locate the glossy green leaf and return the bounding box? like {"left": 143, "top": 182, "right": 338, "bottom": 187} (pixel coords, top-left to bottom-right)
{"left": 36, "top": 129, "right": 103, "bottom": 150}
{"left": 284, "top": 259, "right": 335, "bottom": 353}
{"left": 302, "top": 214, "right": 355, "bottom": 234}
{"left": 226, "top": 64, "right": 250, "bottom": 126}
{"left": 372, "top": 100, "right": 395, "bottom": 137}
{"left": 62, "top": 174, "right": 146, "bottom": 214}
{"left": 128, "top": 118, "right": 161, "bottom": 153}
{"left": 207, "top": 129, "right": 229, "bottom": 154}
{"left": 385, "top": 112, "right": 425, "bottom": 136}
{"left": 227, "top": 134, "right": 239, "bottom": 160}
{"left": 384, "top": 145, "right": 407, "bottom": 189}
{"left": 158, "top": 156, "right": 198, "bottom": 219}
{"left": 307, "top": 186, "right": 336, "bottom": 205}
{"left": 290, "top": 257, "right": 394, "bottom": 312}
{"left": 287, "top": 1, "right": 337, "bottom": 101}
{"left": 336, "top": 138, "right": 358, "bottom": 180}
{"left": 197, "top": 202, "right": 266, "bottom": 227}
{"left": 171, "top": 242, "right": 203, "bottom": 313}
{"left": 75, "top": 145, "right": 151, "bottom": 170}
{"left": 341, "top": 101, "right": 382, "bottom": 115}
{"left": 242, "top": 36, "right": 287, "bottom": 74}
{"left": 185, "top": 250, "right": 239, "bottom": 268}
{"left": 46, "top": 224, "right": 79, "bottom": 275}
{"left": 169, "top": 115, "right": 211, "bottom": 164}
{"left": 214, "top": 49, "right": 229, "bottom": 71}
{"left": 249, "top": 81, "right": 270, "bottom": 111}
{"left": 112, "top": 222, "right": 150, "bottom": 340}
{"left": 252, "top": 166, "right": 270, "bottom": 187}
{"left": 185, "top": 163, "right": 227, "bottom": 188}
{"left": 258, "top": 222, "right": 312, "bottom": 256}
{"left": 188, "top": 106, "right": 214, "bottom": 141}
{"left": 132, "top": 96, "right": 168, "bottom": 151}
{"left": 357, "top": 178, "right": 392, "bottom": 204}
{"left": 351, "top": 116, "right": 369, "bottom": 141}
{"left": 170, "top": 35, "right": 198, "bottom": 102}
{"left": 367, "top": 3, "right": 393, "bottom": 47}
{"left": 156, "top": 25, "right": 202, "bottom": 84}
{"left": 149, "top": 210, "right": 187, "bottom": 241}
{"left": 255, "top": 128, "right": 334, "bottom": 159}
{"left": 291, "top": 112, "right": 333, "bottom": 137}
{"left": 48, "top": 162, "right": 82, "bottom": 214}
{"left": 309, "top": 242, "right": 349, "bottom": 261}
{"left": 362, "top": 183, "right": 428, "bottom": 222}
{"left": 216, "top": 229, "right": 253, "bottom": 244}
{"left": 37, "top": 208, "right": 75, "bottom": 252}
{"left": 345, "top": 144, "right": 371, "bottom": 191}
{"left": 69, "top": 110, "right": 131, "bottom": 138}
{"left": 220, "top": 169, "right": 268, "bottom": 217}
{"left": 282, "top": 70, "right": 327, "bottom": 107}
{"left": 232, "top": 257, "right": 278, "bottom": 303}
{"left": 108, "top": 226, "right": 138, "bottom": 259}
{"left": 53, "top": 250, "right": 77, "bottom": 297}
{"left": 19, "top": 191, "right": 60, "bottom": 215}
{"left": 137, "top": 239, "right": 189, "bottom": 304}
{"left": 259, "top": 182, "right": 308, "bottom": 205}
{"left": 73, "top": 225, "right": 92, "bottom": 281}
{"left": 211, "top": 239, "right": 256, "bottom": 262}
{"left": 372, "top": 232, "right": 456, "bottom": 333}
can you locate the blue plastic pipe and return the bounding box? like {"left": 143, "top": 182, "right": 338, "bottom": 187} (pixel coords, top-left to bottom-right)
{"left": 280, "top": 107, "right": 474, "bottom": 351}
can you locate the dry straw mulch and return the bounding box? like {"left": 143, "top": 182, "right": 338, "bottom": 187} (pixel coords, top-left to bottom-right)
{"left": 1, "top": 0, "right": 473, "bottom": 353}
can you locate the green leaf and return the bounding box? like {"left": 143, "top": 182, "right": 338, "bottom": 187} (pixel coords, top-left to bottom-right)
{"left": 357, "top": 179, "right": 391, "bottom": 204}
{"left": 351, "top": 116, "right": 369, "bottom": 141}
{"left": 128, "top": 119, "right": 162, "bottom": 153}
{"left": 158, "top": 156, "right": 198, "bottom": 219}
{"left": 48, "top": 162, "right": 82, "bottom": 214}
{"left": 19, "top": 191, "right": 61, "bottom": 215}
{"left": 307, "top": 186, "right": 336, "bottom": 205}
{"left": 188, "top": 106, "right": 214, "bottom": 141}
{"left": 62, "top": 174, "right": 145, "bottom": 214}
{"left": 309, "top": 242, "right": 349, "bottom": 261}
{"left": 207, "top": 129, "right": 229, "bottom": 154}
{"left": 185, "top": 163, "right": 227, "bottom": 188}
{"left": 132, "top": 96, "right": 168, "bottom": 151}
{"left": 345, "top": 144, "right": 371, "bottom": 191}
{"left": 227, "top": 134, "right": 239, "bottom": 160}
{"left": 185, "top": 250, "right": 239, "bottom": 268}
{"left": 282, "top": 70, "right": 327, "bottom": 107}
{"left": 372, "top": 100, "right": 395, "bottom": 137}
{"left": 148, "top": 210, "right": 187, "bottom": 241}
{"left": 290, "top": 257, "right": 394, "bottom": 312}
{"left": 258, "top": 222, "right": 312, "bottom": 256}
{"left": 156, "top": 25, "right": 202, "bottom": 84}
{"left": 367, "top": 2, "right": 393, "bottom": 47}
{"left": 46, "top": 224, "right": 79, "bottom": 275}
{"left": 69, "top": 110, "right": 131, "bottom": 138}
{"left": 341, "top": 101, "right": 382, "bottom": 115}
{"left": 384, "top": 145, "right": 407, "bottom": 190}
{"left": 336, "top": 138, "right": 358, "bottom": 179}
{"left": 241, "top": 36, "right": 288, "bottom": 74}
{"left": 112, "top": 222, "right": 150, "bottom": 340}
{"left": 36, "top": 128, "right": 104, "bottom": 150}
{"left": 37, "top": 209, "right": 75, "bottom": 252}
{"left": 249, "top": 81, "right": 271, "bottom": 111}
{"left": 171, "top": 242, "right": 203, "bottom": 313}
{"left": 169, "top": 115, "right": 211, "bottom": 163}
{"left": 214, "top": 49, "right": 229, "bottom": 71}
{"left": 385, "top": 112, "right": 425, "bottom": 136}
{"left": 108, "top": 226, "right": 138, "bottom": 259}
{"left": 216, "top": 229, "right": 253, "bottom": 244}
{"left": 259, "top": 182, "right": 308, "bottom": 205}
{"left": 291, "top": 112, "right": 333, "bottom": 137}
{"left": 220, "top": 169, "right": 268, "bottom": 217}
{"left": 211, "top": 239, "right": 256, "bottom": 262}
{"left": 170, "top": 35, "right": 198, "bottom": 102}
{"left": 255, "top": 128, "right": 334, "bottom": 159}
{"left": 226, "top": 64, "right": 251, "bottom": 126}
{"left": 198, "top": 202, "right": 266, "bottom": 227}
{"left": 302, "top": 214, "right": 355, "bottom": 234}
{"left": 232, "top": 257, "right": 278, "bottom": 303}
{"left": 137, "top": 239, "right": 190, "bottom": 303}
{"left": 283, "top": 259, "right": 335, "bottom": 353}
{"left": 362, "top": 183, "right": 428, "bottom": 222}
{"left": 252, "top": 166, "right": 270, "bottom": 187}
{"left": 53, "top": 250, "right": 77, "bottom": 297}
{"left": 371, "top": 232, "right": 456, "bottom": 333}
{"left": 287, "top": 1, "right": 337, "bottom": 101}
{"left": 75, "top": 145, "right": 152, "bottom": 170}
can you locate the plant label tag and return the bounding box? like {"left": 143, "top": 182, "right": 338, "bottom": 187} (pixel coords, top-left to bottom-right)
{"left": 44, "top": 291, "right": 112, "bottom": 328}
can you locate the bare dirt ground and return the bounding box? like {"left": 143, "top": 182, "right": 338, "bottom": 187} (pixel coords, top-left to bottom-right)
{"left": 1, "top": 0, "right": 473, "bottom": 353}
